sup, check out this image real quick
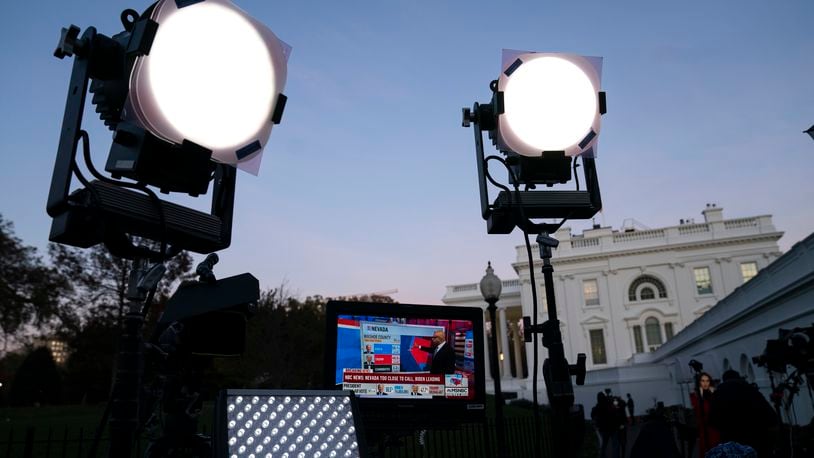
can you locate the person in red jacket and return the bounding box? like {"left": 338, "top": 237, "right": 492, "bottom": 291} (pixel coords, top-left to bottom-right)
{"left": 690, "top": 372, "right": 720, "bottom": 456}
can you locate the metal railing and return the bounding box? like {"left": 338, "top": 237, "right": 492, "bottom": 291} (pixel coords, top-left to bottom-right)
{"left": 0, "top": 417, "right": 552, "bottom": 458}
{"left": 612, "top": 229, "right": 666, "bottom": 243}
{"left": 677, "top": 223, "right": 709, "bottom": 235}
{"left": 572, "top": 238, "right": 600, "bottom": 249}
{"left": 724, "top": 217, "right": 759, "bottom": 229}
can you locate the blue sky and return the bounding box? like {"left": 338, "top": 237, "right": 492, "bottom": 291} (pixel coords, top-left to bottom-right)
{"left": 1, "top": 0, "right": 812, "bottom": 304}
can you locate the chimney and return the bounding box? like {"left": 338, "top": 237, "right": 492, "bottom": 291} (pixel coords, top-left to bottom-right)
{"left": 702, "top": 203, "right": 723, "bottom": 223}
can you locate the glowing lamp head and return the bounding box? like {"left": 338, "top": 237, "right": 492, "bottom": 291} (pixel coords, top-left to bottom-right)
{"left": 127, "top": 0, "right": 289, "bottom": 168}
{"left": 497, "top": 52, "right": 602, "bottom": 157}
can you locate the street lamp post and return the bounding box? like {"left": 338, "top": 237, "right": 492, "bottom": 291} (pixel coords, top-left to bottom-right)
{"left": 480, "top": 262, "right": 508, "bottom": 458}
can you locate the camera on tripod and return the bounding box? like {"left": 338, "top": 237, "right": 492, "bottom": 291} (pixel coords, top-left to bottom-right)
{"left": 753, "top": 325, "right": 814, "bottom": 375}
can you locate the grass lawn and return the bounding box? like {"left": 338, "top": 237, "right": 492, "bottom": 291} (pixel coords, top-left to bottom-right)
{"left": 1, "top": 404, "right": 105, "bottom": 434}
{"left": 1, "top": 404, "right": 106, "bottom": 457}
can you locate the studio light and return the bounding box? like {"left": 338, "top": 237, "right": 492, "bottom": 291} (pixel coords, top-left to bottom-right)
{"left": 127, "top": 0, "right": 289, "bottom": 166}
{"left": 462, "top": 50, "right": 605, "bottom": 235}
{"left": 215, "top": 390, "right": 368, "bottom": 458}
{"left": 497, "top": 53, "right": 601, "bottom": 158}
{"left": 463, "top": 50, "right": 603, "bottom": 457}
{"left": 47, "top": 0, "right": 290, "bottom": 259}
{"left": 47, "top": 3, "right": 291, "bottom": 456}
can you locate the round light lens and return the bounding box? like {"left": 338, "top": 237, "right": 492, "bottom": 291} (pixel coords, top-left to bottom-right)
{"left": 128, "top": 0, "right": 288, "bottom": 165}
{"left": 498, "top": 53, "right": 600, "bottom": 157}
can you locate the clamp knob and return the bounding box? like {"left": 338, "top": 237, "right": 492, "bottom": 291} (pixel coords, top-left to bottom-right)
{"left": 54, "top": 25, "right": 81, "bottom": 59}
{"left": 462, "top": 107, "right": 473, "bottom": 128}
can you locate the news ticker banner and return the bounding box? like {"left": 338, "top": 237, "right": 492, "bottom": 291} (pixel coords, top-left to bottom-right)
{"left": 341, "top": 370, "right": 470, "bottom": 398}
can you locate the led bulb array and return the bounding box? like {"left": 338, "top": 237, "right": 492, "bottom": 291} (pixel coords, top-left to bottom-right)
{"left": 225, "top": 394, "right": 362, "bottom": 458}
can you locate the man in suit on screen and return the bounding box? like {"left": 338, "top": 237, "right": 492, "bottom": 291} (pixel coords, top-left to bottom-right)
{"left": 415, "top": 330, "right": 455, "bottom": 374}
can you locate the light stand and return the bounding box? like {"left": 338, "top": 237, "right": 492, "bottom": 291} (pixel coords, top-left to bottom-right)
{"left": 108, "top": 257, "right": 166, "bottom": 456}
{"left": 480, "top": 263, "right": 508, "bottom": 458}
{"left": 522, "top": 234, "right": 587, "bottom": 457}
{"left": 463, "top": 52, "right": 604, "bottom": 458}
{"left": 47, "top": 3, "right": 288, "bottom": 457}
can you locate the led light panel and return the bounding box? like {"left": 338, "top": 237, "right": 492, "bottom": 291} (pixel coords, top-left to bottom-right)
{"left": 220, "top": 390, "right": 365, "bottom": 458}
{"left": 497, "top": 51, "right": 602, "bottom": 157}
{"left": 127, "top": 0, "right": 289, "bottom": 169}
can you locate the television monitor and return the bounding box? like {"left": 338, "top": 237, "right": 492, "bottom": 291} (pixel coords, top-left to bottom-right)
{"left": 324, "top": 300, "right": 486, "bottom": 430}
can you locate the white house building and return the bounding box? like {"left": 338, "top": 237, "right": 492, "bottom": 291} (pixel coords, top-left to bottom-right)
{"left": 573, "top": 230, "right": 814, "bottom": 425}
{"left": 442, "top": 205, "right": 784, "bottom": 401}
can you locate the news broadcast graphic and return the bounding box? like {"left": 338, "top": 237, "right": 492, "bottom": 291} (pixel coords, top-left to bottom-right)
{"left": 334, "top": 314, "right": 477, "bottom": 400}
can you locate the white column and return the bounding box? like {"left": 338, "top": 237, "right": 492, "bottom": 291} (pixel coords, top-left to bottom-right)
{"left": 484, "top": 313, "right": 494, "bottom": 384}
{"left": 499, "top": 307, "right": 512, "bottom": 378}
{"left": 511, "top": 320, "right": 524, "bottom": 377}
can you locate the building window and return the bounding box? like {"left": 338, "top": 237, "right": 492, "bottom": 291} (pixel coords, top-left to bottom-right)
{"left": 628, "top": 275, "right": 668, "bottom": 301}
{"left": 645, "top": 317, "right": 663, "bottom": 350}
{"left": 589, "top": 329, "right": 607, "bottom": 364}
{"left": 694, "top": 267, "right": 713, "bottom": 295}
{"left": 632, "top": 326, "right": 644, "bottom": 354}
{"left": 664, "top": 322, "right": 674, "bottom": 340}
{"left": 583, "top": 279, "right": 599, "bottom": 306}
{"left": 740, "top": 262, "right": 758, "bottom": 283}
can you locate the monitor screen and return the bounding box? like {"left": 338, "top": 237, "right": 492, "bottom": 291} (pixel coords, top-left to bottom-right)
{"left": 324, "top": 300, "right": 486, "bottom": 422}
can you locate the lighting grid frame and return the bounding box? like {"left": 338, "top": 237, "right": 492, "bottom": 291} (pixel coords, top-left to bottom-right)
{"left": 215, "top": 390, "right": 368, "bottom": 458}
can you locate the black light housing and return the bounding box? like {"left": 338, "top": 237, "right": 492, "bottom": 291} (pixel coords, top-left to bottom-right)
{"left": 462, "top": 51, "right": 606, "bottom": 235}
{"left": 46, "top": 0, "right": 289, "bottom": 260}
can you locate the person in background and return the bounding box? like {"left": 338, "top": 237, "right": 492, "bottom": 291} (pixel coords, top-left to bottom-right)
{"left": 591, "top": 391, "right": 622, "bottom": 458}
{"left": 690, "top": 372, "right": 720, "bottom": 456}
{"left": 613, "top": 395, "right": 628, "bottom": 457}
{"left": 705, "top": 441, "right": 757, "bottom": 458}
{"left": 709, "top": 370, "right": 776, "bottom": 457}
{"left": 629, "top": 402, "right": 681, "bottom": 458}
{"left": 626, "top": 393, "right": 635, "bottom": 424}
{"left": 591, "top": 392, "right": 609, "bottom": 457}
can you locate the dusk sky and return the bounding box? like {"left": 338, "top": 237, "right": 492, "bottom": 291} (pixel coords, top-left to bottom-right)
{"left": 1, "top": 0, "right": 812, "bottom": 305}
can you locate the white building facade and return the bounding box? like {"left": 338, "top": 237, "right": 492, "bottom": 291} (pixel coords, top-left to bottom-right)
{"left": 573, "top": 231, "right": 814, "bottom": 424}
{"left": 442, "top": 205, "right": 783, "bottom": 400}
